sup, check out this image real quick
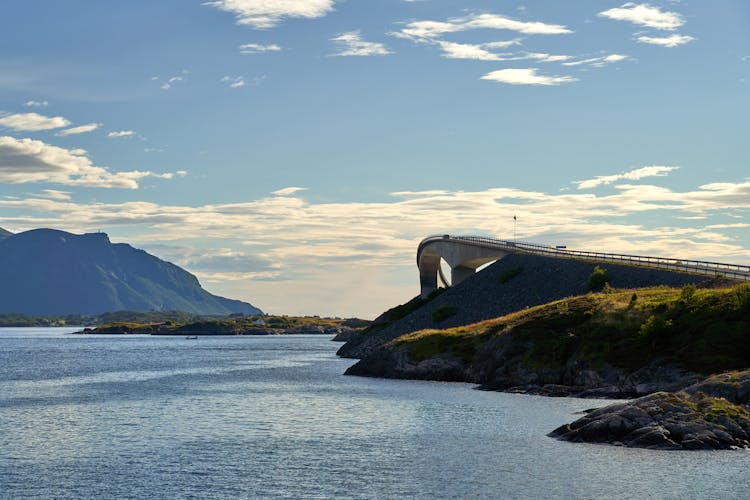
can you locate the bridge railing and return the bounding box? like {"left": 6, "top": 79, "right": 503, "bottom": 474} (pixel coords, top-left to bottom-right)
{"left": 419, "top": 235, "right": 750, "bottom": 282}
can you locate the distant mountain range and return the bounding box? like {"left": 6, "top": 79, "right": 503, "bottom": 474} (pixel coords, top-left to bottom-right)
{"left": 0, "top": 228, "right": 262, "bottom": 316}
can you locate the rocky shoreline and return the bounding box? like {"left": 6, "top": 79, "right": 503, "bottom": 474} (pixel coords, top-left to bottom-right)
{"left": 341, "top": 283, "right": 750, "bottom": 450}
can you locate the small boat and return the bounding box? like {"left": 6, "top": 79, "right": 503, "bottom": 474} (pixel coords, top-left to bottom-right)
{"left": 185, "top": 335, "right": 198, "bottom": 340}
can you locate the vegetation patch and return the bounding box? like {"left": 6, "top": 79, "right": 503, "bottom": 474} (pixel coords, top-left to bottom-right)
{"left": 396, "top": 326, "right": 488, "bottom": 363}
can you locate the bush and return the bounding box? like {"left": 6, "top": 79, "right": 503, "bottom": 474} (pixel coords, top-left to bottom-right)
{"left": 587, "top": 266, "right": 610, "bottom": 292}
{"left": 432, "top": 305, "right": 457, "bottom": 323}
{"left": 629, "top": 293, "right": 638, "bottom": 308}
{"left": 680, "top": 284, "right": 697, "bottom": 304}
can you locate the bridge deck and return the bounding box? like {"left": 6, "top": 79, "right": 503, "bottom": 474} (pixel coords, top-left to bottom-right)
{"left": 418, "top": 235, "right": 750, "bottom": 282}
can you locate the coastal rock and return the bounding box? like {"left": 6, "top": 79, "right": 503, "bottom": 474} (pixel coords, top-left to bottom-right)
{"left": 549, "top": 391, "right": 750, "bottom": 450}
{"left": 345, "top": 347, "right": 468, "bottom": 382}
{"left": 683, "top": 370, "right": 750, "bottom": 405}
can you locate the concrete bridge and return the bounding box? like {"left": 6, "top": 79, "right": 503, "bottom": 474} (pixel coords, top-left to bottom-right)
{"left": 417, "top": 235, "right": 750, "bottom": 298}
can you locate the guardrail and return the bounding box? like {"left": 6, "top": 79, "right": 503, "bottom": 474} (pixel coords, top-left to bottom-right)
{"left": 418, "top": 234, "right": 750, "bottom": 282}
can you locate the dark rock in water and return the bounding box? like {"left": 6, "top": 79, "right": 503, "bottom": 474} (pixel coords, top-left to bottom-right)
{"left": 0, "top": 228, "right": 262, "bottom": 316}
{"left": 549, "top": 391, "right": 750, "bottom": 450}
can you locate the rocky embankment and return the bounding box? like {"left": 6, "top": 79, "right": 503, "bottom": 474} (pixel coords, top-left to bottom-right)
{"left": 338, "top": 253, "right": 717, "bottom": 359}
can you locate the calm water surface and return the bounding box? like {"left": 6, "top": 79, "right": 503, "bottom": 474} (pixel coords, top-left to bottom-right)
{"left": 1, "top": 328, "right": 748, "bottom": 499}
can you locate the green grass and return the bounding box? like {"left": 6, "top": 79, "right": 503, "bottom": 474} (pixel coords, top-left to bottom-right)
{"left": 391, "top": 283, "right": 750, "bottom": 374}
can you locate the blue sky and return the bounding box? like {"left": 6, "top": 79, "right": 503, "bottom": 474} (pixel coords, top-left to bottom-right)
{"left": 1, "top": 0, "right": 748, "bottom": 317}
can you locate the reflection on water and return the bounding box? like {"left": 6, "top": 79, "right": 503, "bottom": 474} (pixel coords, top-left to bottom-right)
{"left": 1, "top": 328, "right": 749, "bottom": 499}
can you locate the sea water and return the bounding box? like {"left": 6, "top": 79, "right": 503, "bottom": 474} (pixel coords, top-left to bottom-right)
{"left": 1, "top": 328, "right": 748, "bottom": 499}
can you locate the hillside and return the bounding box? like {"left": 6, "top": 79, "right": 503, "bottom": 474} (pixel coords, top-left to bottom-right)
{"left": 346, "top": 284, "right": 750, "bottom": 397}
{"left": 0, "top": 228, "right": 262, "bottom": 316}
{"left": 338, "top": 252, "right": 719, "bottom": 359}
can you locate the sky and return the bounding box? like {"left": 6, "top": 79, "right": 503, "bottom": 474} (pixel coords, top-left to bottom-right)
{"left": 0, "top": 0, "right": 749, "bottom": 318}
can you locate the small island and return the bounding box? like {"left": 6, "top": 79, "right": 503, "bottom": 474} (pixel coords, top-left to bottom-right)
{"left": 73, "top": 313, "right": 369, "bottom": 338}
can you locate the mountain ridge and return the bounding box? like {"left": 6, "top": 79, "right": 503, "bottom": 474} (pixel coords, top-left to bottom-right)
{"left": 0, "top": 228, "right": 262, "bottom": 316}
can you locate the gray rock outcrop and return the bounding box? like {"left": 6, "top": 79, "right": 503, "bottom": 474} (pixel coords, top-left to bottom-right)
{"left": 549, "top": 391, "right": 750, "bottom": 450}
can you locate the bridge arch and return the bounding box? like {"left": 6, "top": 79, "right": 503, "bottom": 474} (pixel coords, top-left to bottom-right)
{"left": 417, "top": 235, "right": 513, "bottom": 298}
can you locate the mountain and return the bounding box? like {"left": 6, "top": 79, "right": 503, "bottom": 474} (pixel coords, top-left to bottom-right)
{"left": 0, "top": 228, "right": 262, "bottom": 316}
{"left": 0, "top": 227, "right": 12, "bottom": 239}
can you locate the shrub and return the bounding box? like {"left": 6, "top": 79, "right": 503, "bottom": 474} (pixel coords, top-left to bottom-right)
{"left": 587, "top": 266, "right": 610, "bottom": 292}
{"left": 680, "top": 284, "right": 697, "bottom": 304}
{"left": 499, "top": 266, "right": 524, "bottom": 284}
{"left": 629, "top": 293, "right": 638, "bottom": 308}
{"left": 432, "top": 305, "right": 457, "bottom": 323}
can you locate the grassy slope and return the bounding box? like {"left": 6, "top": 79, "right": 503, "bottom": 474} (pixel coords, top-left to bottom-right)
{"left": 392, "top": 284, "right": 750, "bottom": 375}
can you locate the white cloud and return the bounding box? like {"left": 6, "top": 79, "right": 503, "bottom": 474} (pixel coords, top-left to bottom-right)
{"left": 0, "top": 136, "right": 178, "bottom": 189}
{"left": 434, "top": 42, "right": 572, "bottom": 63}
{"left": 525, "top": 53, "right": 572, "bottom": 63}
{"left": 0, "top": 112, "right": 70, "bottom": 131}
{"left": 108, "top": 130, "right": 136, "bottom": 138}
{"left": 24, "top": 100, "right": 48, "bottom": 108}
{"left": 158, "top": 71, "right": 189, "bottom": 91}
{"left": 205, "top": 0, "right": 335, "bottom": 29}
{"left": 436, "top": 41, "right": 507, "bottom": 61}
{"left": 3, "top": 173, "right": 750, "bottom": 316}
{"left": 239, "top": 43, "right": 282, "bottom": 54}
{"left": 637, "top": 34, "right": 694, "bottom": 48}
{"left": 330, "top": 31, "right": 392, "bottom": 57}
{"left": 575, "top": 166, "right": 680, "bottom": 189}
{"left": 272, "top": 186, "right": 307, "bottom": 196}
{"left": 481, "top": 68, "right": 577, "bottom": 86}
{"left": 56, "top": 123, "right": 100, "bottom": 136}
{"left": 39, "top": 189, "right": 71, "bottom": 201}
{"left": 483, "top": 40, "right": 522, "bottom": 50}
{"left": 393, "top": 12, "right": 572, "bottom": 42}
{"left": 598, "top": 3, "right": 684, "bottom": 30}
{"left": 563, "top": 54, "right": 629, "bottom": 67}
{"left": 221, "top": 75, "right": 246, "bottom": 88}
{"left": 5, "top": 176, "right": 750, "bottom": 314}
